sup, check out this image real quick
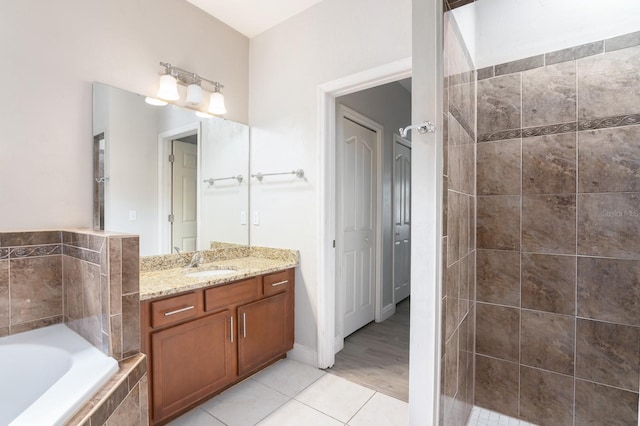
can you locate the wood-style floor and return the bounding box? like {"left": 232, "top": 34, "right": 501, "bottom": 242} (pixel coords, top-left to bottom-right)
{"left": 328, "top": 298, "right": 410, "bottom": 402}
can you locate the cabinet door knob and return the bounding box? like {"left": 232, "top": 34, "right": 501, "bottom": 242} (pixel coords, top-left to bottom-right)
{"left": 230, "top": 316, "right": 234, "bottom": 343}
{"left": 271, "top": 280, "right": 288, "bottom": 287}
{"left": 164, "top": 305, "right": 195, "bottom": 316}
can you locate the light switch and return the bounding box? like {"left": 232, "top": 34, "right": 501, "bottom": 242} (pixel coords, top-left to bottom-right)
{"left": 240, "top": 211, "right": 247, "bottom": 225}
{"left": 252, "top": 211, "right": 260, "bottom": 226}
{"left": 128, "top": 210, "right": 137, "bottom": 221}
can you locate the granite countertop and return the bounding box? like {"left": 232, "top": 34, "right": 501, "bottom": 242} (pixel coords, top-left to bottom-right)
{"left": 140, "top": 249, "right": 298, "bottom": 301}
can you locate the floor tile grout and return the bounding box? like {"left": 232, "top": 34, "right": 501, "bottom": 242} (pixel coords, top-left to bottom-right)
{"left": 345, "top": 391, "right": 377, "bottom": 425}
{"left": 169, "top": 358, "right": 409, "bottom": 426}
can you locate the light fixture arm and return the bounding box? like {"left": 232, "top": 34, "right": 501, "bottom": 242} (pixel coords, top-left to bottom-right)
{"left": 159, "top": 62, "right": 224, "bottom": 91}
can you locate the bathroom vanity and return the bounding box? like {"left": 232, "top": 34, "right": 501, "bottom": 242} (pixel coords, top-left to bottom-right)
{"left": 139, "top": 249, "right": 297, "bottom": 425}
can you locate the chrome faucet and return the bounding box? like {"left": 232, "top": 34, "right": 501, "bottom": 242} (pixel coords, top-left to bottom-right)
{"left": 188, "top": 251, "right": 203, "bottom": 268}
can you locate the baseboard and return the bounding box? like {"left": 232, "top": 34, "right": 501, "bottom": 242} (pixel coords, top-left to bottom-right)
{"left": 333, "top": 335, "right": 344, "bottom": 354}
{"left": 380, "top": 302, "right": 396, "bottom": 321}
{"left": 287, "top": 343, "right": 318, "bottom": 367}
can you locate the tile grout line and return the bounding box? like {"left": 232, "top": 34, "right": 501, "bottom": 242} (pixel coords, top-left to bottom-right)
{"left": 202, "top": 407, "right": 229, "bottom": 426}
{"left": 518, "top": 67, "right": 524, "bottom": 421}
{"left": 7, "top": 256, "right": 10, "bottom": 334}
{"left": 573, "top": 56, "right": 579, "bottom": 426}
{"left": 344, "top": 392, "right": 377, "bottom": 425}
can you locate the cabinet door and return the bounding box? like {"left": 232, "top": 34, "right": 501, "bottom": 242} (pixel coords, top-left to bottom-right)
{"left": 237, "top": 292, "right": 290, "bottom": 376}
{"left": 151, "top": 310, "right": 235, "bottom": 422}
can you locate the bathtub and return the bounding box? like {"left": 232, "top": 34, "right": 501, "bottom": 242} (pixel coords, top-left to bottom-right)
{"left": 0, "top": 324, "right": 119, "bottom": 426}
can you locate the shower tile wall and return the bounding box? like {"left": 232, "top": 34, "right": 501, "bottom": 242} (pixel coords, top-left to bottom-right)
{"left": 0, "top": 230, "right": 140, "bottom": 361}
{"left": 475, "top": 33, "right": 640, "bottom": 426}
{"left": 63, "top": 231, "right": 140, "bottom": 360}
{"left": 441, "top": 11, "right": 476, "bottom": 426}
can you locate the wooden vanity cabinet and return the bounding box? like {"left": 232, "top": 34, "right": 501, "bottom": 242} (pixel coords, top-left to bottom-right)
{"left": 141, "top": 268, "right": 295, "bottom": 425}
{"left": 238, "top": 292, "right": 288, "bottom": 375}
{"left": 150, "top": 310, "right": 234, "bottom": 421}
{"left": 239, "top": 269, "right": 294, "bottom": 375}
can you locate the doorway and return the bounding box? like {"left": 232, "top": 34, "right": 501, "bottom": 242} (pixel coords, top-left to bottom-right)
{"left": 334, "top": 80, "right": 413, "bottom": 342}
{"left": 171, "top": 134, "right": 198, "bottom": 253}
{"left": 317, "top": 58, "right": 413, "bottom": 369}
{"left": 158, "top": 123, "right": 201, "bottom": 254}
{"left": 316, "top": 51, "right": 441, "bottom": 425}
{"left": 328, "top": 76, "right": 413, "bottom": 401}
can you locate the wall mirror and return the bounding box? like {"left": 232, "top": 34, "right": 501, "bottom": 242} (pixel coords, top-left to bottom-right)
{"left": 92, "top": 83, "right": 250, "bottom": 256}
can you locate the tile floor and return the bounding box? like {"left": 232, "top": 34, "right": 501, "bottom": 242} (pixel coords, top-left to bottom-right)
{"left": 466, "top": 407, "right": 537, "bottom": 426}
{"left": 168, "top": 358, "right": 409, "bottom": 426}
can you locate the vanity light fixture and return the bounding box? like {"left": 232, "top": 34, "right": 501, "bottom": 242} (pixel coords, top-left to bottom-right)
{"left": 208, "top": 83, "right": 227, "bottom": 115}
{"left": 157, "top": 73, "right": 180, "bottom": 101}
{"left": 156, "top": 62, "right": 226, "bottom": 115}
{"left": 186, "top": 78, "right": 203, "bottom": 106}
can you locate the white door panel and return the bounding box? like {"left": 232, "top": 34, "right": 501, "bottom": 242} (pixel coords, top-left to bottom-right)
{"left": 172, "top": 140, "right": 197, "bottom": 252}
{"left": 340, "top": 117, "right": 377, "bottom": 337}
{"left": 394, "top": 139, "right": 411, "bottom": 303}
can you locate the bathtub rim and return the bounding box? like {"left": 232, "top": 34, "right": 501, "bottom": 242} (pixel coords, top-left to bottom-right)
{"left": 1, "top": 323, "right": 118, "bottom": 426}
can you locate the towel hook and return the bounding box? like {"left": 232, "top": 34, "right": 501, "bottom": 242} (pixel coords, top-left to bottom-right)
{"left": 399, "top": 121, "right": 436, "bottom": 138}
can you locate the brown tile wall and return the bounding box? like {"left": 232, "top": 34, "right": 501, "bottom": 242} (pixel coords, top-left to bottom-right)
{"left": 0, "top": 230, "right": 140, "bottom": 361}
{"left": 441, "top": 11, "right": 476, "bottom": 426}
{"left": 63, "top": 231, "right": 140, "bottom": 360}
{"left": 475, "top": 35, "right": 640, "bottom": 425}
{"left": 0, "top": 231, "right": 64, "bottom": 335}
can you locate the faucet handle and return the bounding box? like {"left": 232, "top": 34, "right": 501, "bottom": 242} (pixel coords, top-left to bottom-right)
{"left": 189, "top": 251, "right": 204, "bottom": 267}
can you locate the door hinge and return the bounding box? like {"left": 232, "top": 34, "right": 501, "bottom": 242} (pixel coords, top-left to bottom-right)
{"left": 168, "top": 214, "right": 174, "bottom": 223}
{"left": 332, "top": 240, "right": 336, "bottom": 248}
{"left": 168, "top": 154, "right": 175, "bottom": 163}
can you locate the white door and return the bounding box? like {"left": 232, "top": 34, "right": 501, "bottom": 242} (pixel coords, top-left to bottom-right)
{"left": 340, "top": 116, "right": 377, "bottom": 337}
{"left": 172, "top": 140, "right": 198, "bottom": 252}
{"left": 393, "top": 137, "right": 411, "bottom": 303}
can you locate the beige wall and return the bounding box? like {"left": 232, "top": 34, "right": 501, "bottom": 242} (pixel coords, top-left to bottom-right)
{"left": 249, "top": 0, "right": 412, "bottom": 360}
{"left": 0, "top": 0, "right": 249, "bottom": 231}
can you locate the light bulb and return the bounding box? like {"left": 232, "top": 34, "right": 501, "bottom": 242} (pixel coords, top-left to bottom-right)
{"left": 208, "top": 91, "right": 226, "bottom": 115}
{"left": 157, "top": 74, "right": 179, "bottom": 101}
{"left": 186, "top": 83, "right": 203, "bottom": 105}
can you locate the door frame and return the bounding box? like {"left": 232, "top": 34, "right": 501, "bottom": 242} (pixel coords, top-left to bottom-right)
{"left": 334, "top": 104, "right": 384, "bottom": 354}
{"left": 317, "top": 57, "right": 412, "bottom": 369}
{"left": 392, "top": 133, "right": 412, "bottom": 305}
{"left": 157, "top": 123, "right": 201, "bottom": 254}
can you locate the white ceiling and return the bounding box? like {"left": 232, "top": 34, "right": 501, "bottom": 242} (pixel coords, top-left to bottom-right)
{"left": 185, "top": 0, "right": 325, "bottom": 38}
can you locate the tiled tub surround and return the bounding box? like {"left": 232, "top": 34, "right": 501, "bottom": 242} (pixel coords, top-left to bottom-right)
{"left": 475, "top": 33, "right": 640, "bottom": 425}
{"left": 0, "top": 230, "right": 140, "bottom": 359}
{"left": 139, "top": 246, "right": 299, "bottom": 300}
{"left": 68, "top": 353, "right": 148, "bottom": 426}
{"left": 0, "top": 229, "right": 147, "bottom": 425}
{"left": 441, "top": 11, "right": 477, "bottom": 426}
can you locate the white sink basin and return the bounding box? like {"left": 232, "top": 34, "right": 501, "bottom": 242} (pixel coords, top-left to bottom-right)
{"left": 186, "top": 269, "right": 236, "bottom": 278}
